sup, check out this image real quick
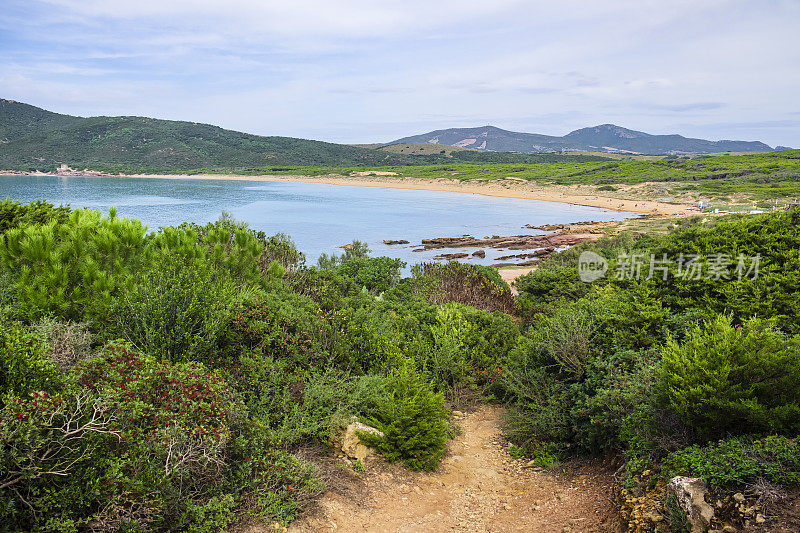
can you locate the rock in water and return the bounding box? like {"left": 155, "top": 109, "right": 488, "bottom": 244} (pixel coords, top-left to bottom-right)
{"left": 341, "top": 421, "right": 384, "bottom": 463}
{"left": 668, "top": 477, "right": 715, "bottom": 533}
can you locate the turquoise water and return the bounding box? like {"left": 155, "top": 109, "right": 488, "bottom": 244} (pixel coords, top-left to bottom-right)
{"left": 0, "top": 175, "right": 631, "bottom": 266}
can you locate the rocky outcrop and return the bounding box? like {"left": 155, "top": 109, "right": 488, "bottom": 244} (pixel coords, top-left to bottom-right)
{"left": 414, "top": 233, "right": 595, "bottom": 252}
{"left": 669, "top": 477, "right": 715, "bottom": 533}
{"left": 615, "top": 477, "right": 669, "bottom": 533}
{"left": 433, "top": 252, "right": 469, "bottom": 260}
{"left": 495, "top": 248, "right": 554, "bottom": 261}
{"left": 383, "top": 240, "right": 410, "bottom": 245}
{"left": 492, "top": 260, "right": 538, "bottom": 268}
{"left": 471, "top": 250, "right": 486, "bottom": 258}
{"left": 341, "top": 421, "right": 384, "bottom": 463}
{"left": 614, "top": 473, "right": 777, "bottom": 533}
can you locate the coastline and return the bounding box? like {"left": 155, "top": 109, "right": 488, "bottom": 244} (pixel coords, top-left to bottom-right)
{"left": 128, "top": 173, "right": 693, "bottom": 215}
{"left": 4, "top": 171, "right": 694, "bottom": 215}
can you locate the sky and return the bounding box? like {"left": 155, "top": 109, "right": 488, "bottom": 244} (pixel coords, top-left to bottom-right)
{"left": 1, "top": 0, "right": 799, "bottom": 147}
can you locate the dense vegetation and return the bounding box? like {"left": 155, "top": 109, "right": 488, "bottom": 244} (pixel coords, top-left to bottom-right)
{"left": 505, "top": 209, "right": 800, "bottom": 503}
{"left": 1, "top": 196, "right": 799, "bottom": 531}
{"left": 0, "top": 199, "right": 517, "bottom": 531}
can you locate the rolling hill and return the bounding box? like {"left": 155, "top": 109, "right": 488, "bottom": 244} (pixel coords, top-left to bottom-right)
{"left": 390, "top": 124, "right": 775, "bottom": 155}
{"left": 0, "top": 99, "right": 426, "bottom": 171}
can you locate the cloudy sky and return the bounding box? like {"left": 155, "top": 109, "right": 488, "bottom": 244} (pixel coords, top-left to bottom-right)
{"left": 2, "top": 0, "right": 798, "bottom": 146}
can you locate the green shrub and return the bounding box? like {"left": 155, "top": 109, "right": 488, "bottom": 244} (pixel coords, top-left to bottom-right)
{"left": 361, "top": 361, "right": 449, "bottom": 471}
{"left": 502, "top": 362, "right": 573, "bottom": 451}
{"left": 412, "top": 261, "right": 516, "bottom": 315}
{"left": 0, "top": 270, "right": 16, "bottom": 320}
{"left": 502, "top": 327, "right": 661, "bottom": 454}
{"left": 662, "top": 435, "right": 800, "bottom": 488}
{"left": 0, "top": 385, "right": 132, "bottom": 532}
{"left": 0, "top": 208, "right": 148, "bottom": 322}
{"left": 324, "top": 298, "right": 422, "bottom": 373}
{"left": 178, "top": 494, "right": 235, "bottom": 533}
{"left": 660, "top": 315, "right": 800, "bottom": 439}
{"left": 316, "top": 239, "right": 371, "bottom": 270}
{"left": 222, "top": 291, "right": 325, "bottom": 369}
{"left": 107, "top": 251, "right": 237, "bottom": 364}
{"left": 426, "top": 302, "right": 518, "bottom": 393}
{"left": 508, "top": 444, "right": 526, "bottom": 459}
{"left": 428, "top": 303, "right": 478, "bottom": 390}
{"left": 336, "top": 256, "right": 404, "bottom": 294}
{"left": 644, "top": 210, "right": 800, "bottom": 334}
{"left": 527, "top": 301, "right": 598, "bottom": 377}
{"left": 182, "top": 213, "right": 305, "bottom": 273}
{"left": 0, "top": 199, "right": 70, "bottom": 233}
{"left": 571, "top": 349, "right": 661, "bottom": 453}
{"left": 226, "top": 434, "right": 322, "bottom": 525}
{"left": 446, "top": 303, "right": 519, "bottom": 383}
{"left": 528, "top": 443, "right": 560, "bottom": 468}
{"left": 0, "top": 323, "right": 60, "bottom": 404}
{"left": 515, "top": 265, "right": 591, "bottom": 311}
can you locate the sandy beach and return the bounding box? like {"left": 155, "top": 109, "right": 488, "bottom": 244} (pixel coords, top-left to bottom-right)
{"left": 110, "top": 172, "right": 693, "bottom": 215}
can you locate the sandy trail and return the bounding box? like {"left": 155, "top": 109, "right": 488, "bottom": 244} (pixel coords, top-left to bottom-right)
{"left": 498, "top": 267, "right": 536, "bottom": 293}
{"left": 287, "top": 406, "right": 617, "bottom": 533}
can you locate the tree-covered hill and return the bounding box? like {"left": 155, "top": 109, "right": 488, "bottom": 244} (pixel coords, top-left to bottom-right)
{"left": 0, "top": 99, "right": 82, "bottom": 142}
{"left": 0, "top": 99, "right": 433, "bottom": 171}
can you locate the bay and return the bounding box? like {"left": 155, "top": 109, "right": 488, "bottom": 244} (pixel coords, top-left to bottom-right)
{"left": 0, "top": 175, "right": 631, "bottom": 267}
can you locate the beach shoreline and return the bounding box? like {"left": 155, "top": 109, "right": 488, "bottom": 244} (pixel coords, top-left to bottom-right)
{"left": 3, "top": 170, "right": 694, "bottom": 215}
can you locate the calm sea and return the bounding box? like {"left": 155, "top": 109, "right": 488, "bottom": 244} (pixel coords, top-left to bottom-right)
{"left": 0, "top": 175, "right": 631, "bottom": 267}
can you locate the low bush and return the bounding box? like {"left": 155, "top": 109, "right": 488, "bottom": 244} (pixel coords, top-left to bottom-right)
{"left": 660, "top": 315, "right": 800, "bottom": 439}
{"left": 427, "top": 303, "right": 482, "bottom": 390}
{"left": 0, "top": 344, "right": 324, "bottom": 531}
{"left": 0, "top": 199, "right": 70, "bottom": 233}
{"left": 360, "top": 361, "right": 449, "bottom": 471}
{"left": 515, "top": 265, "right": 591, "bottom": 312}
{"left": 32, "top": 317, "right": 94, "bottom": 371}
{"left": 412, "top": 261, "right": 516, "bottom": 315}
{"left": 0, "top": 208, "right": 148, "bottom": 322}
{"left": 662, "top": 435, "right": 800, "bottom": 488}
{"left": 222, "top": 291, "right": 325, "bottom": 370}
{"left": 106, "top": 251, "right": 237, "bottom": 364}
{"left": 0, "top": 388, "right": 121, "bottom": 532}
{"left": 336, "top": 257, "right": 404, "bottom": 294}
{"left": 316, "top": 239, "right": 371, "bottom": 270}
{"left": 502, "top": 345, "right": 660, "bottom": 455}
{"left": 0, "top": 323, "right": 60, "bottom": 404}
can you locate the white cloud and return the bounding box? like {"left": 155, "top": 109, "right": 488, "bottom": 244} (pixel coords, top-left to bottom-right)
{"left": 1, "top": 0, "right": 798, "bottom": 146}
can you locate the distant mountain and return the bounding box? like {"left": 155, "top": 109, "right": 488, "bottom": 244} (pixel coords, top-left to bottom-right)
{"left": 0, "top": 99, "right": 424, "bottom": 171}
{"left": 390, "top": 124, "right": 774, "bottom": 155}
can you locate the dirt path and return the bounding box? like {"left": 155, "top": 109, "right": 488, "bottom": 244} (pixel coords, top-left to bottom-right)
{"left": 498, "top": 267, "right": 536, "bottom": 294}
{"left": 288, "top": 406, "right": 618, "bottom": 533}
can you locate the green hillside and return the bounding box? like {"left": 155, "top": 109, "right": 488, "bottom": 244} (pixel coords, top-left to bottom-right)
{"left": 0, "top": 99, "right": 81, "bottom": 142}
{"left": 0, "top": 99, "right": 431, "bottom": 171}
{"left": 0, "top": 100, "right": 626, "bottom": 172}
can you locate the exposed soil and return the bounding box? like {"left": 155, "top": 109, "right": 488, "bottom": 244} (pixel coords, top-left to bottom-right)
{"left": 498, "top": 267, "right": 537, "bottom": 294}
{"left": 286, "top": 406, "right": 618, "bottom": 532}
